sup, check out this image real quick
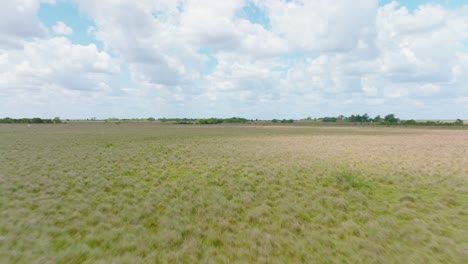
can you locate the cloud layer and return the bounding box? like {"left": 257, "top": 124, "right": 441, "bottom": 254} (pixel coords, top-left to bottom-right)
{"left": 1, "top": 0, "right": 467, "bottom": 119}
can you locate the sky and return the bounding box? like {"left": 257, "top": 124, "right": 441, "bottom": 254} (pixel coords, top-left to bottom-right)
{"left": 1, "top": 0, "right": 467, "bottom": 119}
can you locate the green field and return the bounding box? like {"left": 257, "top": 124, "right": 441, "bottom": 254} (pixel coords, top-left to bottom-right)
{"left": 1, "top": 123, "right": 467, "bottom": 263}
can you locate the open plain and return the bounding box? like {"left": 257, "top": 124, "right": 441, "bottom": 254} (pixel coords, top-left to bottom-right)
{"left": 1, "top": 123, "right": 467, "bottom": 263}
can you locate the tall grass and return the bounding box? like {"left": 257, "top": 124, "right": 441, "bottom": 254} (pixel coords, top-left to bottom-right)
{"left": 0, "top": 123, "right": 467, "bottom": 263}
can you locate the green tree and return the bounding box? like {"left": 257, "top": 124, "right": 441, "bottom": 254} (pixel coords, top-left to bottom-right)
{"left": 455, "top": 119, "right": 464, "bottom": 125}
{"left": 31, "top": 118, "right": 44, "bottom": 124}
{"left": 53, "top": 117, "right": 62, "bottom": 124}
{"left": 348, "top": 114, "right": 370, "bottom": 123}
{"left": 384, "top": 114, "right": 399, "bottom": 124}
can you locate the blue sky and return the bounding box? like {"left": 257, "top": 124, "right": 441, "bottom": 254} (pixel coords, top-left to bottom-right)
{"left": 239, "top": 1, "right": 272, "bottom": 30}
{"left": 1, "top": 0, "right": 467, "bottom": 119}
{"left": 38, "top": 1, "right": 101, "bottom": 48}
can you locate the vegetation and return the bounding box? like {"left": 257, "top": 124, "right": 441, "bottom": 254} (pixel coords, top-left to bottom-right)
{"left": 157, "top": 117, "right": 250, "bottom": 125}
{"left": 399, "top": 120, "right": 466, "bottom": 126}
{"left": 400, "top": 119, "right": 418, "bottom": 126}
{"left": 310, "top": 114, "right": 465, "bottom": 126}
{"left": 348, "top": 113, "right": 371, "bottom": 123}
{"left": 0, "top": 123, "right": 467, "bottom": 263}
{"left": 318, "top": 114, "right": 382, "bottom": 123}
{"left": 383, "top": 114, "right": 399, "bottom": 124}
{"left": 159, "top": 118, "right": 197, "bottom": 123}
{"left": 0, "top": 117, "right": 62, "bottom": 124}
{"left": 272, "top": 119, "right": 294, "bottom": 123}
{"left": 4, "top": 115, "right": 464, "bottom": 127}
{"left": 197, "top": 117, "right": 250, "bottom": 124}
{"left": 320, "top": 117, "right": 338, "bottom": 122}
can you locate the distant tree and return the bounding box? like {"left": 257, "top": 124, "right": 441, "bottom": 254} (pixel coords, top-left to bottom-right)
{"left": 272, "top": 119, "right": 278, "bottom": 123}
{"left": 31, "top": 118, "right": 44, "bottom": 124}
{"left": 1, "top": 117, "right": 58, "bottom": 124}
{"left": 53, "top": 117, "right": 62, "bottom": 124}
{"left": 147, "top": 117, "right": 156, "bottom": 121}
{"left": 349, "top": 114, "right": 367, "bottom": 123}
{"left": 373, "top": 115, "right": 382, "bottom": 122}
{"left": 0, "top": 117, "right": 13, "bottom": 123}
{"left": 348, "top": 113, "right": 370, "bottom": 123}
{"left": 384, "top": 114, "right": 399, "bottom": 124}
{"left": 362, "top": 113, "right": 370, "bottom": 122}
{"left": 455, "top": 119, "right": 464, "bottom": 125}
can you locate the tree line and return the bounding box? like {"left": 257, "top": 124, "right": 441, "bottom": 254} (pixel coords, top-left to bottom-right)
{"left": 159, "top": 117, "right": 250, "bottom": 124}
{"left": 314, "top": 114, "right": 464, "bottom": 126}
{"left": 1, "top": 115, "right": 464, "bottom": 126}
{"left": 316, "top": 114, "right": 397, "bottom": 124}
{"left": 0, "top": 117, "right": 62, "bottom": 124}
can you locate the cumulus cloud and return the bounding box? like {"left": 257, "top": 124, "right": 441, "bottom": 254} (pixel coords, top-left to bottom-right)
{"left": 0, "top": 0, "right": 50, "bottom": 49}
{"left": 260, "top": 0, "right": 378, "bottom": 53}
{"left": 52, "top": 21, "right": 73, "bottom": 35}
{"left": 0, "top": 37, "right": 120, "bottom": 117}
{"left": 2, "top": 0, "right": 468, "bottom": 118}
{"left": 0, "top": 37, "right": 119, "bottom": 89}
{"left": 54, "top": 0, "right": 468, "bottom": 118}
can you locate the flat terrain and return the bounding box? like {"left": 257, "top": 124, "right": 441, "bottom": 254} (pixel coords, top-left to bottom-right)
{"left": 1, "top": 123, "right": 467, "bottom": 263}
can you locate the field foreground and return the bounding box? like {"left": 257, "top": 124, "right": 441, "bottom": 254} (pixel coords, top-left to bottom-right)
{"left": 1, "top": 123, "right": 467, "bottom": 263}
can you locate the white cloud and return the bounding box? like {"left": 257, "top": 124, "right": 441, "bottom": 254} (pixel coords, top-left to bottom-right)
{"left": 376, "top": 3, "right": 461, "bottom": 83}
{"left": 382, "top": 2, "right": 448, "bottom": 34}
{"left": 0, "top": 0, "right": 50, "bottom": 49}
{"left": 52, "top": 21, "right": 73, "bottom": 35}
{"left": 2, "top": 0, "right": 468, "bottom": 118}
{"left": 0, "top": 37, "right": 120, "bottom": 116}
{"left": 64, "top": 1, "right": 468, "bottom": 118}
{"left": 261, "top": 0, "right": 378, "bottom": 53}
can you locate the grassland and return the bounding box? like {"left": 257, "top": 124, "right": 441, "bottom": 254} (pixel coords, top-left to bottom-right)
{"left": 1, "top": 123, "right": 467, "bottom": 263}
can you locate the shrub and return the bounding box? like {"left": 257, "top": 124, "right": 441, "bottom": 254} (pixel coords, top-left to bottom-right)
{"left": 322, "top": 117, "right": 337, "bottom": 122}
{"left": 280, "top": 119, "right": 294, "bottom": 123}
{"left": 333, "top": 170, "right": 370, "bottom": 190}
{"left": 400, "top": 119, "right": 417, "bottom": 125}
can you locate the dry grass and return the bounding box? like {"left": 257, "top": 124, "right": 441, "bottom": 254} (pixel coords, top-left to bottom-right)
{"left": 0, "top": 123, "right": 467, "bottom": 263}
